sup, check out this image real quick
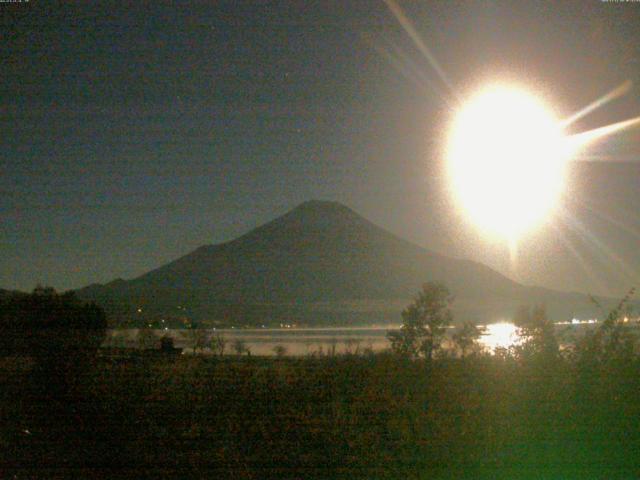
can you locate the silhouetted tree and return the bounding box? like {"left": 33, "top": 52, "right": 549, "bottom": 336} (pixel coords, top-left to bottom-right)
{"left": 577, "top": 288, "right": 636, "bottom": 366}
{"left": 273, "top": 345, "right": 287, "bottom": 357}
{"left": 210, "top": 332, "right": 227, "bottom": 356}
{"left": 452, "top": 321, "right": 484, "bottom": 357}
{"left": 185, "top": 322, "right": 208, "bottom": 354}
{"left": 137, "top": 325, "right": 157, "bottom": 350}
{"left": 513, "top": 305, "right": 558, "bottom": 360}
{"left": 328, "top": 337, "right": 338, "bottom": 357}
{"left": 233, "top": 339, "right": 247, "bottom": 356}
{"left": 387, "top": 282, "right": 453, "bottom": 360}
{"left": 160, "top": 335, "right": 176, "bottom": 352}
{"left": 0, "top": 287, "right": 106, "bottom": 390}
{"left": 344, "top": 338, "right": 362, "bottom": 355}
{"left": 110, "top": 331, "right": 128, "bottom": 349}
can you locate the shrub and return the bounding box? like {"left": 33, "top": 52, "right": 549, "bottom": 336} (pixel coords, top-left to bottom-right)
{"left": 387, "top": 282, "right": 453, "bottom": 360}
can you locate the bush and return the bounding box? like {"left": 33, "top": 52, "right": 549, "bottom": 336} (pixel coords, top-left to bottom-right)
{"left": 387, "top": 282, "right": 453, "bottom": 360}
{"left": 0, "top": 286, "right": 106, "bottom": 389}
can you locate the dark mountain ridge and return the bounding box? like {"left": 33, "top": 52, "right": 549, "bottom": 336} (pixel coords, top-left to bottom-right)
{"left": 77, "top": 200, "right": 618, "bottom": 326}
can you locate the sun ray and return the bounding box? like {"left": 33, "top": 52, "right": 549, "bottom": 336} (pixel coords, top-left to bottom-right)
{"left": 558, "top": 209, "right": 638, "bottom": 284}
{"left": 507, "top": 235, "right": 519, "bottom": 274}
{"left": 362, "top": 33, "right": 456, "bottom": 109}
{"left": 382, "top": 0, "right": 457, "bottom": 97}
{"left": 386, "top": 40, "right": 456, "bottom": 109}
{"left": 561, "top": 81, "right": 633, "bottom": 128}
{"left": 363, "top": 35, "right": 429, "bottom": 90}
{"left": 569, "top": 153, "right": 631, "bottom": 162}
{"left": 551, "top": 208, "right": 611, "bottom": 294}
{"left": 567, "top": 115, "right": 640, "bottom": 152}
{"left": 572, "top": 193, "right": 640, "bottom": 243}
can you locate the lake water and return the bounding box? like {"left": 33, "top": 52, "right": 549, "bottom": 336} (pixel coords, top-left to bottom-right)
{"left": 105, "top": 322, "right": 604, "bottom": 356}
{"left": 107, "top": 326, "right": 393, "bottom": 356}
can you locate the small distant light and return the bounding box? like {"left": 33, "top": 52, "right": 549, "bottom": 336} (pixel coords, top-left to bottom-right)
{"left": 137, "top": 308, "right": 142, "bottom": 313}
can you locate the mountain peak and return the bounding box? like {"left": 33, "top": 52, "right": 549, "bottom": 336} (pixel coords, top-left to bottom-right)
{"left": 230, "top": 200, "right": 366, "bottom": 248}
{"left": 270, "top": 200, "right": 367, "bottom": 233}
{"left": 291, "top": 200, "right": 354, "bottom": 215}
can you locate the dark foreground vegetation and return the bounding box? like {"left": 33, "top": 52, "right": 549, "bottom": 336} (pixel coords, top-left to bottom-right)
{"left": 1, "top": 286, "right": 639, "bottom": 479}
{"left": 3, "top": 351, "right": 640, "bottom": 479}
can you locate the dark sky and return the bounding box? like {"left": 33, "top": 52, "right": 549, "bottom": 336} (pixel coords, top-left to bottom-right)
{"left": 2, "top": 0, "right": 640, "bottom": 297}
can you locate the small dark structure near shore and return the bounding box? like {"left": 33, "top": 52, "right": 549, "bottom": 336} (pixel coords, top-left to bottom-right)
{"left": 159, "top": 335, "right": 182, "bottom": 355}
{"left": 100, "top": 335, "right": 183, "bottom": 359}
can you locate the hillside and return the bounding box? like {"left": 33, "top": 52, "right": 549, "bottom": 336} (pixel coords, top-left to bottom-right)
{"left": 77, "top": 200, "right": 610, "bottom": 326}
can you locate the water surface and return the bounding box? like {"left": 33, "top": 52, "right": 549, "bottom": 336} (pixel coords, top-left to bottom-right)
{"left": 105, "top": 322, "right": 604, "bottom": 356}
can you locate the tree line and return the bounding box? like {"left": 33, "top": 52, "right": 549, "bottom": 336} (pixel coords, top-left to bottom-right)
{"left": 388, "top": 282, "right": 637, "bottom": 365}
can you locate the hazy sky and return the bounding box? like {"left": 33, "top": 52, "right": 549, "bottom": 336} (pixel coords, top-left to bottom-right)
{"left": 2, "top": 0, "right": 640, "bottom": 297}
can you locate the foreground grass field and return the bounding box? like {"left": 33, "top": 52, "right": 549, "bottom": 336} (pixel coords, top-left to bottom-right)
{"left": 2, "top": 351, "right": 640, "bottom": 479}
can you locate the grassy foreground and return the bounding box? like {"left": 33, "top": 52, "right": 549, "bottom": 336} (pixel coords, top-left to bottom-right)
{"left": 1, "top": 351, "right": 640, "bottom": 479}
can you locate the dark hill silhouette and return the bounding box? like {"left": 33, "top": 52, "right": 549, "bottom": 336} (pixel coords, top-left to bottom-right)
{"left": 77, "top": 200, "right": 614, "bottom": 326}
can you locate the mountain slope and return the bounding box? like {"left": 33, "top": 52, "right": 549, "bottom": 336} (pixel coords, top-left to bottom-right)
{"left": 78, "top": 200, "right": 611, "bottom": 326}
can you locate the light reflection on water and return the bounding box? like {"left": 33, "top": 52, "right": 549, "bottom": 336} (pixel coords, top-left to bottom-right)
{"left": 105, "top": 322, "right": 601, "bottom": 356}
{"left": 478, "top": 323, "right": 522, "bottom": 352}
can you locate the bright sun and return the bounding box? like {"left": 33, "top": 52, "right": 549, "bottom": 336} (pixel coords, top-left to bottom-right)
{"left": 447, "top": 85, "right": 571, "bottom": 242}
